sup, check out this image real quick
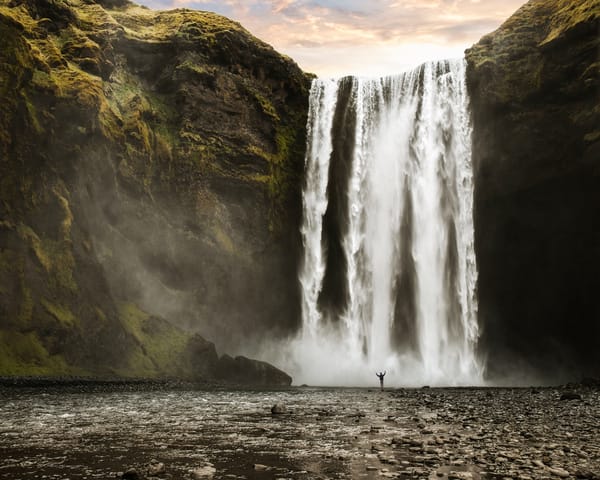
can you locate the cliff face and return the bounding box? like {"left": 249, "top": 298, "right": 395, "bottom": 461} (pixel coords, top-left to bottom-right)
{"left": 0, "top": 0, "right": 309, "bottom": 381}
{"left": 466, "top": 0, "right": 600, "bottom": 382}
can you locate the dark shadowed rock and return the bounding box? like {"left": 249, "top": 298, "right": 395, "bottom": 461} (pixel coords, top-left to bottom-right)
{"left": 560, "top": 391, "right": 582, "bottom": 401}
{"left": 271, "top": 403, "right": 287, "bottom": 414}
{"left": 217, "top": 354, "right": 292, "bottom": 386}
{"left": 121, "top": 468, "right": 140, "bottom": 480}
{"left": 466, "top": 0, "right": 600, "bottom": 382}
{"left": 581, "top": 377, "right": 600, "bottom": 388}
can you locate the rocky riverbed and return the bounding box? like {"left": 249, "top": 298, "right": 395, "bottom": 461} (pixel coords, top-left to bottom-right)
{"left": 0, "top": 385, "right": 598, "bottom": 479}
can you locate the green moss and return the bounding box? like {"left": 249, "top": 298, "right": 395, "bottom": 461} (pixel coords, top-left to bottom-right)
{"left": 0, "top": 249, "right": 16, "bottom": 275}
{"left": 31, "top": 69, "right": 58, "bottom": 93}
{"left": 22, "top": 92, "right": 44, "bottom": 134}
{"left": 468, "top": 0, "right": 600, "bottom": 106}
{"left": 17, "top": 224, "right": 51, "bottom": 271}
{"left": 110, "top": 7, "right": 252, "bottom": 41}
{"left": 18, "top": 283, "right": 33, "bottom": 325}
{"left": 118, "top": 302, "right": 191, "bottom": 377}
{"left": 541, "top": 0, "right": 600, "bottom": 46}
{"left": 95, "top": 307, "right": 108, "bottom": 323}
{"left": 1, "top": 0, "right": 309, "bottom": 380}
{"left": 0, "top": 330, "right": 77, "bottom": 376}
{"left": 176, "top": 60, "right": 208, "bottom": 76}
{"left": 251, "top": 89, "right": 280, "bottom": 121}
{"left": 41, "top": 298, "right": 76, "bottom": 327}
{"left": 584, "top": 131, "right": 600, "bottom": 143}
{"left": 43, "top": 239, "right": 77, "bottom": 293}
{"left": 16, "top": 224, "right": 77, "bottom": 293}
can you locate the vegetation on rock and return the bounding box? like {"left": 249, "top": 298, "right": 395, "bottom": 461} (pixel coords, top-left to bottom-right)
{"left": 0, "top": 0, "right": 309, "bottom": 382}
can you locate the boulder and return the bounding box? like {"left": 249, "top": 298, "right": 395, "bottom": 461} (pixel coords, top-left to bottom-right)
{"left": 147, "top": 460, "right": 166, "bottom": 476}
{"left": 216, "top": 354, "right": 292, "bottom": 386}
{"left": 271, "top": 403, "right": 287, "bottom": 414}
{"left": 121, "top": 469, "right": 140, "bottom": 480}
{"left": 560, "top": 392, "right": 582, "bottom": 401}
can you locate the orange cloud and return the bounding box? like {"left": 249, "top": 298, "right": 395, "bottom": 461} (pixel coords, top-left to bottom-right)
{"left": 138, "top": 0, "right": 527, "bottom": 76}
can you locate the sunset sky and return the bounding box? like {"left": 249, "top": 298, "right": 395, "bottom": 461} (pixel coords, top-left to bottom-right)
{"left": 137, "top": 0, "right": 527, "bottom": 77}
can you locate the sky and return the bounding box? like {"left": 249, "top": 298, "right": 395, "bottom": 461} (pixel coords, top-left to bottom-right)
{"left": 136, "top": 0, "right": 527, "bottom": 77}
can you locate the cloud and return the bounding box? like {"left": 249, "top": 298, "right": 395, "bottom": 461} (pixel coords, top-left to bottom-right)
{"left": 137, "top": 0, "right": 527, "bottom": 76}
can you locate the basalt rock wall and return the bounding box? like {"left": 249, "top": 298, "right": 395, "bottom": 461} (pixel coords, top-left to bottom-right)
{"left": 466, "top": 0, "right": 600, "bottom": 382}
{"left": 0, "top": 0, "right": 309, "bottom": 382}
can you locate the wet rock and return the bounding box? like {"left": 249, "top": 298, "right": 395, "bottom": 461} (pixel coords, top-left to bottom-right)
{"left": 121, "top": 469, "right": 140, "bottom": 480}
{"left": 147, "top": 460, "right": 166, "bottom": 476}
{"left": 217, "top": 355, "right": 292, "bottom": 386}
{"left": 271, "top": 403, "right": 287, "bottom": 414}
{"left": 548, "top": 467, "right": 570, "bottom": 478}
{"left": 190, "top": 466, "right": 216, "bottom": 479}
{"left": 448, "top": 473, "right": 473, "bottom": 480}
{"left": 575, "top": 468, "right": 599, "bottom": 479}
{"left": 560, "top": 392, "right": 582, "bottom": 401}
{"left": 2, "top": 385, "right": 599, "bottom": 479}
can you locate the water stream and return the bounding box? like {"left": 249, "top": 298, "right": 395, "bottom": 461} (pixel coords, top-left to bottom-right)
{"left": 293, "top": 59, "right": 481, "bottom": 386}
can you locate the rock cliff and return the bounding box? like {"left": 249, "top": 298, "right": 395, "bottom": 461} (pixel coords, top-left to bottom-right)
{"left": 466, "top": 0, "right": 600, "bottom": 382}
{"left": 0, "top": 0, "right": 309, "bottom": 382}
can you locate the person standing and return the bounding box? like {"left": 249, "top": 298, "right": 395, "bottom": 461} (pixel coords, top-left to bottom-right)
{"left": 376, "top": 371, "right": 386, "bottom": 391}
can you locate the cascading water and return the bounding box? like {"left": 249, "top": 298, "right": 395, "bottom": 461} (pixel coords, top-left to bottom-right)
{"left": 291, "top": 59, "right": 482, "bottom": 386}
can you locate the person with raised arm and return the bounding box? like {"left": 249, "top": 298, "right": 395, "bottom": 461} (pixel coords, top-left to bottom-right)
{"left": 376, "top": 371, "right": 386, "bottom": 391}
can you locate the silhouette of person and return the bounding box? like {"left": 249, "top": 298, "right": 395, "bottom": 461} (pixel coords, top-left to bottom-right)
{"left": 376, "top": 371, "right": 386, "bottom": 391}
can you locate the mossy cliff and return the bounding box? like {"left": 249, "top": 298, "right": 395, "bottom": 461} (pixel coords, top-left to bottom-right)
{"left": 0, "top": 0, "right": 309, "bottom": 382}
{"left": 466, "top": 0, "right": 600, "bottom": 381}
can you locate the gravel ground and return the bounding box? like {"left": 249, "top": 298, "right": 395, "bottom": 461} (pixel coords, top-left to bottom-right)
{"left": 0, "top": 385, "right": 597, "bottom": 479}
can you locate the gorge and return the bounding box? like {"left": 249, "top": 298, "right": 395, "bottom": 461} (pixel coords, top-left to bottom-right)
{"left": 0, "top": 0, "right": 599, "bottom": 385}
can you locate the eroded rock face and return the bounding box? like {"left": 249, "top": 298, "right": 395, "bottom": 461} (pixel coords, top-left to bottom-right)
{"left": 217, "top": 354, "right": 292, "bottom": 386}
{"left": 466, "top": 0, "right": 600, "bottom": 382}
{"left": 0, "top": 0, "right": 309, "bottom": 380}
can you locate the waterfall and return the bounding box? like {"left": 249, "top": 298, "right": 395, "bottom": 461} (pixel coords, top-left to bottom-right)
{"left": 294, "top": 59, "right": 482, "bottom": 386}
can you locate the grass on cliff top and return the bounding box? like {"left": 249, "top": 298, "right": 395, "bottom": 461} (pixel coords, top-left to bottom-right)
{"left": 109, "top": 5, "right": 254, "bottom": 43}
{"left": 542, "top": 0, "right": 600, "bottom": 46}
{"left": 472, "top": 0, "right": 600, "bottom": 57}
{"left": 466, "top": 0, "right": 600, "bottom": 106}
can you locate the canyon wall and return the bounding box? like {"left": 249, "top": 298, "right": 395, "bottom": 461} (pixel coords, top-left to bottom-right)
{"left": 466, "top": 0, "right": 600, "bottom": 382}
{"left": 0, "top": 0, "right": 309, "bottom": 380}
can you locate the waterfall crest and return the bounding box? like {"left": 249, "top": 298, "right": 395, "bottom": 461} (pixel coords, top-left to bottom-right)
{"left": 295, "top": 59, "right": 482, "bottom": 386}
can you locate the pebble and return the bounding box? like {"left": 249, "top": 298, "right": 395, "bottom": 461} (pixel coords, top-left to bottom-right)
{"left": 190, "top": 466, "right": 216, "bottom": 479}
{"left": 147, "top": 461, "right": 165, "bottom": 476}
{"left": 547, "top": 467, "right": 570, "bottom": 477}
{"left": 2, "top": 386, "right": 599, "bottom": 479}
